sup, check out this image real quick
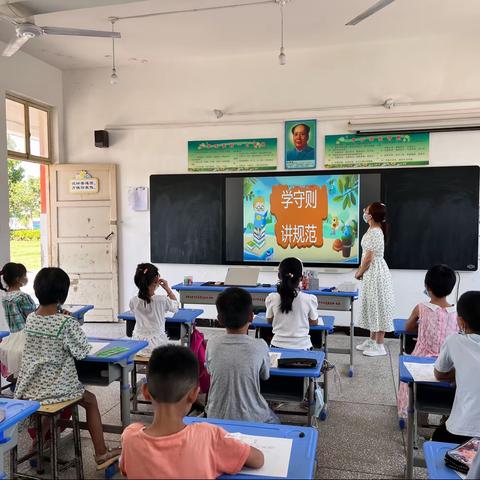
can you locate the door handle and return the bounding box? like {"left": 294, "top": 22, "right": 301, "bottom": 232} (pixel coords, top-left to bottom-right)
{"left": 105, "top": 231, "right": 114, "bottom": 240}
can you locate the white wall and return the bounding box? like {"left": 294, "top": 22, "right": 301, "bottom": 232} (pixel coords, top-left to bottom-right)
{"left": 62, "top": 38, "right": 480, "bottom": 324}
{"left": 0, "top": 41, "right": 63, "bottom": 266}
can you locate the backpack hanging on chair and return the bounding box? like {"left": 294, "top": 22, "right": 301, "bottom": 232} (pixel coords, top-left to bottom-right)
{"left": 189, "top": 326, "right": 210, "bottom": 394}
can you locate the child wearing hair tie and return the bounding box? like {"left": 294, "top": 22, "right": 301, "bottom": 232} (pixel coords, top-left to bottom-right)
{"left": 265, "top": 257, "right": 319, "bottom": 350}
{"left": 129, "top": 263, "right": 179, "bottom": 356}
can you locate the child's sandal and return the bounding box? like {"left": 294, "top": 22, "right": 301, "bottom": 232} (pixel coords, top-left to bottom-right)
{"left": 95, "top": 447, "right": 121, "bottom": 470}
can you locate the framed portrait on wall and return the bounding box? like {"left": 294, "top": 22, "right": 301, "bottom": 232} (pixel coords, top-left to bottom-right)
{"left": 285, "top": 119, "right": 317, "bottom": 170}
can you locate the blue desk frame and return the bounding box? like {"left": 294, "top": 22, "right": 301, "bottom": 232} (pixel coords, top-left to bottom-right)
{"left": 0, "top": 398, "right": 40, "bottom": 479}
{"left": 117, "top": 308, "right": 204, "bottom": 346}
{"left": 267, "top": 349, "right": 325, "bottom": 426}
{"left": 184, "top": 417, "right": 318, "bottom": 479}
{"left": 253, "top": 313, "right": 333, "bottom": 420}
{"left": 63, "top": 304, "right": 94, "bottom": 324}
{"left": 399, "top": 355, "right": 454, "bottom": 479}
{"left": 174, "top": 283, "right": 358, "bottom": 377}
{"left": 423, "top": 441, "right": 461, "bottom": 480}
{"left": 394, "top": 318, "right": 415, "bottom": 356}
{"left": 77, "top": 337, "right": 148, "bottom": 433}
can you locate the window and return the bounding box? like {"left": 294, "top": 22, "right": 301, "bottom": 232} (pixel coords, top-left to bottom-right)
{"left": 6, "top": 95, "right": 51, "bottom": 162}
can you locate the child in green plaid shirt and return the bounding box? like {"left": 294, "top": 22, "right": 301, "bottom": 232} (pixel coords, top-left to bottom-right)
{"left": 0, "top": 263, "right": 36, "bottom": 376}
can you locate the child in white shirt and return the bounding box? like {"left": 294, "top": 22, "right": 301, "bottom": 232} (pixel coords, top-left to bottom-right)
{"left": 129, "top": 263, "right": 179, "bottom": 356}
{"left": 433, "top": 290, "right": 480, "bottom": 443}
{"left": 265, "top": 258, "right": 318, "bottom": 350}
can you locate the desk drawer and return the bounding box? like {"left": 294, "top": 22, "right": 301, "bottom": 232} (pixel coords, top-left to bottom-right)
{"left": 260, "top": 376, "right": 307, "bottom": 402}
{"left": 77, "top": 361, "right": 122, "bottom": 386}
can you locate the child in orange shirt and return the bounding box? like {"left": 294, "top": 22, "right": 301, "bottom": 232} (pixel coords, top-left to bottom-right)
{"left": 120, "top": 345, "right": 264, "bottom": 479}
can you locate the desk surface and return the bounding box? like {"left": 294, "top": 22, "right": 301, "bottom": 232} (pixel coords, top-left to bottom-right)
{"left": 394, "top": 318, "right": 416, "bottom": 337}
{"left": 173, "top": 282, "right": 358, "bottom": 298}
{"left": 0, "top": 398, "right": 40, "bottom": 434}
{"left": 183, "top": 417, "right": 318, "bottom": 479}
{"left": 117, "top": 308, "right": 204, "bottom": 323}
{"left": 64, "top": 304, "right": 94, "bottom": 320}
{"left": 0, "top": 331, "right": 9, "bottom": 340}
{"left": 83, "top": 337, "right": 148, "bottom": 363}
{"left": 423, "top": 441, "right": 461, "bottom": 480}
{"left": 270, "top": 349, "right": 324, "bottom": 378}
{"left": 399, "top": 355, "right": 452, "bottom": 388}
{"left": 253, "top": 313, "right": 334, "bottom": 333}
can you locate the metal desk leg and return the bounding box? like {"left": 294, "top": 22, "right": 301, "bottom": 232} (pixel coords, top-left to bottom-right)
{"left": 307, "top": 378, "right": 314, "bottom": 427}
{"left": 121, "top": 364, "right": 133, "bottom": 430}
{"left": 320, "top": 331, "right": 328, "bottom": 421}
{"left": 131, "top": 361, "right": 138, "bottom": 413}
{"left": 349, "top": 299, "right": 355, "bottom": 378}
{"left": 406, "top": 382, "right": 414, "bottom": 479}
{"left": 180, "top": 323, "right": 189, "bottom": 347}
{"left": 400, "top": 333, "right": 405, "bottom": 356}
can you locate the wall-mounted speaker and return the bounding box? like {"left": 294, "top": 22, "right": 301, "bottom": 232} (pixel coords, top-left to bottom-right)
{"left": 94, "top": 130, "right": 109, "bottom": 148}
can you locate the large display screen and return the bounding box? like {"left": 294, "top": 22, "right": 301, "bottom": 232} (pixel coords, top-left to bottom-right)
{"left": 241, "top": 174, "right": 360, "bottom": 264}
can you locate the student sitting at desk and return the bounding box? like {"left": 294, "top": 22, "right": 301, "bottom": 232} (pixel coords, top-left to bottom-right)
{"left": 120, "top": 345, "right": 264, "bottom": 479}
{"left": 129, "top": 263, "right": 179, "bottom": 356}
{"left": 397, "top": 265, "right": 458, "bottom": 421}
{"left": 433, "top": 291, "right": 480, "bottom": 443}
{"left": 0, "top": 262, "right": 36, "bottom": 379}
{"left": 14, "top": 267, "right": 121, "bottom": 469}
{"left": 206, "top": 287, "right": 278, "bottom": 423}
{"left": 265, "top": 257, "right": 318, "bottom": 350}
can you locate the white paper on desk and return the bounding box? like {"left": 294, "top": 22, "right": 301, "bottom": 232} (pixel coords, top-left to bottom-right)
{"left": 269, "top": 352, "right": 282, "bottom": 368}
{"left": 225, "top": 433, "right": 292, "bottom": 478}
{"left": 456, "top": 471, "right": 466, "bottom": 480}
{"left": 404, "top": 362, "right": 439, "bottom": 382}
{"left": 316, "top": 316, "right": 324, "bottom": 326}
{"left": 88, "top": 342, "right": 110, "bottom": 356}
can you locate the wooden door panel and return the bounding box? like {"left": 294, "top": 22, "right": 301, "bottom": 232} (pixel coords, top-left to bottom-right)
{"left": 57, "top": 206, "right": 111, "bottom": 238}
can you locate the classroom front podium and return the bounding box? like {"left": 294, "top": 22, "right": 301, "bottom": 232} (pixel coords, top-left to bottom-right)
{"left": 173, "top": 282, "right": 359, "bottom": 376}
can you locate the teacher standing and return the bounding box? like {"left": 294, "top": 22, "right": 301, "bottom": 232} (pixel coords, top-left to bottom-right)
{"left": 354, "top": 202, "right": 394, "bottom": 357}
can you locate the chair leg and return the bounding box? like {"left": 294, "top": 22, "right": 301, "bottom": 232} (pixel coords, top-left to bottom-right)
{"left": 131, "top": 363, "right": 138, "bottom": 411}
{"left": 72, "top": 405, "right": 84, "bottom": 479}
{"left": 36, "top": 414, "right": 44, "bottom": 474}
{"left": 10, "top": 445, "right": 17, "bottom": 479}
{"left": 50, "top": 415, "right": 58, "bottom": 480}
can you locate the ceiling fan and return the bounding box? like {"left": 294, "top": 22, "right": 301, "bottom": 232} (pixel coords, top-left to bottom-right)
{"left": 0, "top": 3, "right": 120, "bottom": 57}
{"left": 346, "top": 0, "right": 395, "bottom": 26}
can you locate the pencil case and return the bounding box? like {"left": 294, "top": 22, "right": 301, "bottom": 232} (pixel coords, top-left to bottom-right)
{"left": 277, "top": 358, "right": 317, "bottom": 369}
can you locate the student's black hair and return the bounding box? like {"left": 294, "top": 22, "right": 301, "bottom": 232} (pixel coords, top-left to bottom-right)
{"left": 0, "top": 262, "right": 27, "bottom": 291}
{"left": 424, "top": 264, "right": 456, "bottom": 298}
{"left": 277, "top": 257, "right": 303, "bottom": 314}
{"left": 215, "top": 287, "right": 253, "bottom": 329}
{"left": 34, "top": 267, "right": 70, "bottom": 306}
{"left": 134, "top": 263, "right": 159, "bottom": 304}
{"left": 457, "top": 291, "right": 480, "bottom": 333}
{"left": 147, "top": 345, "right": 199, "bottom": 403}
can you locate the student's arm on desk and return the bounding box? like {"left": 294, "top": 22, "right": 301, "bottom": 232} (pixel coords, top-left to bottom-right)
{"left": 434, "top": 367, "right": 455, "bottom": 382}
{"left": 405, "top": 305, "right": 420, "bottom": 333}
{"left": 244, "top": 446, "right": 264, "bottom": 469}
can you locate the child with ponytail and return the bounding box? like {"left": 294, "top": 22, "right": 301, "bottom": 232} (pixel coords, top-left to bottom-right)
{"left": 266, "top": 257, "right": 319, "bottom": 350}
{"left": 0, "top": 262, "right": 36, "bottom": 376}
{"left": 129, "top": 263, "right": 179, "bottom": 356}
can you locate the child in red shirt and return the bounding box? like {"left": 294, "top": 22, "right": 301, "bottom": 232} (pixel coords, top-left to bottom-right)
{"left": 120, "top": 345, "right": 264, "bottom": 479}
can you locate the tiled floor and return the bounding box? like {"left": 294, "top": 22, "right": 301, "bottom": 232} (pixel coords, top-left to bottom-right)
{"left": 3, "top": 324, "right": 427, "bottom": 479}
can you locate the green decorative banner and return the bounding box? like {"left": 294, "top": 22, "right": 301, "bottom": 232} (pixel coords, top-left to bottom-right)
{"left": 188, "top": 138, "right": 277, "bottom": 172}
{"left": 324, "top": 133, "right": 429, "bottom": 168}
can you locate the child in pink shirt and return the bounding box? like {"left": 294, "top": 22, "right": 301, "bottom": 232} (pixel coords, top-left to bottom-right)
{"left": 120, "top": 345, "right": 264, "bottom": 479}
{"left": 397, "top": 265, "right": 458, "bottom": 421}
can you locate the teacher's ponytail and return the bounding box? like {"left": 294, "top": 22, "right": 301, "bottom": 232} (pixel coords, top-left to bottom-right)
{"left": 369, "top": 202, "right": 388, "bottom": 239}
{"left": 277, "top": 257, "right": 303, "bottom": 314}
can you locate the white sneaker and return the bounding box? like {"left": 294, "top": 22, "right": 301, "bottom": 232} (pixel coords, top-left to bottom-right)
{"left": 356, "top": 338, "right": 375, "bottom": 351}
{"left": 363, "top": 343, "right": 387, "bottom": 357}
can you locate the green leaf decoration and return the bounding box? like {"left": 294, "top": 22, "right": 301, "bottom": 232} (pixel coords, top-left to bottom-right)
{"left": 333, "top": 195, "right": 343, "bottom": 202}
{"left": 345, "top": 176, "right": 350, "bottom": 188}
{"left": 342, "top": 197, "right": 349, "bottom": 210}
{"left": 350, "top": 192, "right": 356, "bottom": 205}
{"left": 338, "top": 179, "right": 344, "bottom": 193}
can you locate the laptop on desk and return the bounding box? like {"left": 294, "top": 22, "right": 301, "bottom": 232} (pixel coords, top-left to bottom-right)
{"left": 224, "top": 267, "right": 261, "bottom": 287}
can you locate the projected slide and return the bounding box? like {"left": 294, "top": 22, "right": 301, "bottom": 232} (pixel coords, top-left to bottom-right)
{"left": 243, "top": 174, "right": 360, "bottom": 264}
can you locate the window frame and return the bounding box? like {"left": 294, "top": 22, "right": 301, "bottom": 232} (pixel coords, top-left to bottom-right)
{"left": 6, "top": 93, "right": 52, "bottom": 164}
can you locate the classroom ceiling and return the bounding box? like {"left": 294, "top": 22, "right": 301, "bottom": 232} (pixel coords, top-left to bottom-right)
{"left": 1, "top": 0, "right": 480, "bottom": 70}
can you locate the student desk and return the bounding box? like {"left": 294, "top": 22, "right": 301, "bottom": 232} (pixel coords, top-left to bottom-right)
{"left": 394, "top": 318, "right": 415, "bottom": 355}
{"left": 173, "top": 283, "right": 358, "bottom": 376}
{"left": 0, "top": 398, "right": 40, "bottom": 479}
{"left": 76, "top": 337, "right": 148, "bottom": 433}
{"left": 64, "top": 304, "right": 94, "bottom": 324}
{"left": 399, "top": 355, "right": 455, "bottom": 479}
{"left": 184, "top": 417, "right": 318, "bottom": 479}
{"left": 253, "top": 313, "right": 334, "bottom": 421}
{"left": 265, "top": 349, "right": 325, "bottom": 426}
{"left": 0, "top": 332, "right": 9, "bottom": 340}
{"left": 117, "top": 308, "right": 204, "bottom": 346}
{"left": 423, "top": 441, "right": 460, "bottom": 480}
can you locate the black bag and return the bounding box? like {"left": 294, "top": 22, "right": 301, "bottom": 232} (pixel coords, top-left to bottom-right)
{"left": 444, "top": 438, "right": 480, "bottom": 474}
{"left": 277, "top": 358, "right": 317, "bottom": 369}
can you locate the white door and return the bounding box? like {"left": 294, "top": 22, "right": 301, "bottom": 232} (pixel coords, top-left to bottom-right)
{"left": 49, "top": 164, "right": 118, "bottom": 322}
